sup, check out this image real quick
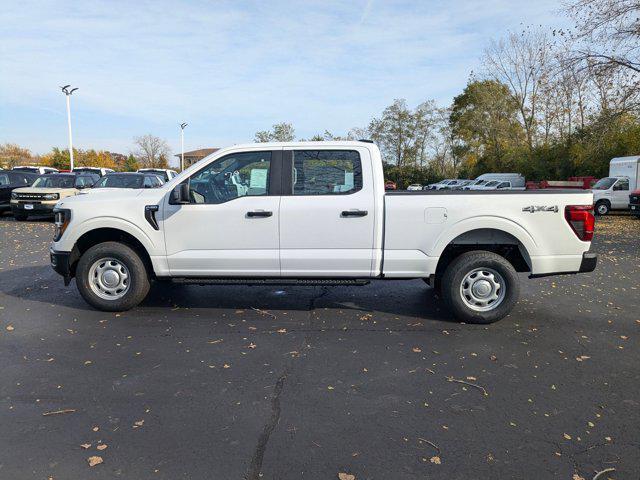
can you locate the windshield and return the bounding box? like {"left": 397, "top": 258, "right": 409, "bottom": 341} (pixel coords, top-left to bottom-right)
{"left": 95, "top": 175, "right": 143, "bottom": 188}
{"left": 592, "top": 177, "right": 617, "bottom": 190}
{"left": 32, "top": 176, "right": 75, "bottom": 188}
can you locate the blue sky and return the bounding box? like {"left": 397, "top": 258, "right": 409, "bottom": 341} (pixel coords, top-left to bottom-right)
{"left": 1, "top": 0, "right": 566, "bottom": 163}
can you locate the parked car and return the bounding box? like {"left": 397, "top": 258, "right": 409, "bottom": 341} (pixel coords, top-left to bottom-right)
{"left": 50, "top": 141, "right": 597, "bottom": 324}
{"left": 464, "top": 173, "right": 526, "bottom": 190}
{"left": 72, "top": 167, "right": 115, "bottom": 177}
{"left": 384, "top": 180, "right": 397, "bottom": 190}
{"left": 629, "top": 189, "right": 640, "bottom": 218}
{"left": 592, "top": 156, "right": 640, "bottom": 215}
{"left": 137, "top": 168, "right": 179, "bottom": 182}
{"left": 406, "top": 184, "right": 423, "bottom": 191}
{"left": 12, "top": 166, "right": 59, "bottom": 174}
{"left": 0, "top": 171, "right": 40, "bottom": 213}
{"left": 10, "top": 173, "right": 98, "bottom": 220}
{"left": 93, "top": 172, "right": 164, "bottom": 189}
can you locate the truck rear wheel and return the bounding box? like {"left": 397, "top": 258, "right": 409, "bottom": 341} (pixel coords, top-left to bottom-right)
{"left": 441, "top": 251, "right": 519, "bottom": 324}
{"left": 75, "top": 241, "right": 150, "bottom": 311}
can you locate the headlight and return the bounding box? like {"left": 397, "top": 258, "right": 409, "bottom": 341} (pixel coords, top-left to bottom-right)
{"left": 11, "top": 192, "right": 18, "bottom": 199}
{"left": 44, "top": 193, "right": 60, "bottom": 200}
{"left": 53, "top": 208, "right": 71, "bottom": 242}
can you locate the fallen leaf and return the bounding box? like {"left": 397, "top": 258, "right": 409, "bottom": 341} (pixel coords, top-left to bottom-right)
{"left": 572, "top": 474, "right": 585, "bottom": 480}
{"left": 412, "top": 347, "right": 422, "bottom": 353}
{"left": 337, "top": 473, "right": 355, "bottom": 480}
{"left": 276, "top": 328, "right": 287, "bottom": 334}
{"left": 327, "top": 386, "right": 335, "bottom": 390}
{"left": 80, "top": 443, "right": 92, "bottom": 449}
{"left": 563, "top": 433, "right": 572, "bottom": 440}
{"left": 223, "top": 364, "right": 231, "bottom": 369}
{"left": 92, "top": 426, "right": 99, "bottom": 432}
{"left": 247, "top": 343, "right": 257, "bottom": 349}
{"left": 6, "top": 325, "right": 14, "bottom": 331}
{"left": 87, "top": 456, "right": 103, "bottom": 467}
{"left": 96, "top": 444, "right": 108, "bottom": 451}
{"left": 430, "top": 456, "right": 441, "bottom": 464}
{"left": 133, "top": 420, "right": 144, "bottom": 427}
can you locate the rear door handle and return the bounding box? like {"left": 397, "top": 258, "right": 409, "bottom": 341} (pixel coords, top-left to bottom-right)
{"left": 341, "top": 210, "right": 368, "bottom": 217}
{"left": 247, "top": 210, "right": 273, "bottom": 218}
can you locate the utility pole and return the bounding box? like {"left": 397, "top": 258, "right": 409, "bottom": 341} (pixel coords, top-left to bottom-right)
{"left": 60, "top": 85, "right": 78, "bottom": 170}
{"left": 180, "top": 122, "right": 188, "bottom": 171}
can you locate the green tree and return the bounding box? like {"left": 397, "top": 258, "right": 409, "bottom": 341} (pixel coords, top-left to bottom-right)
{"left": 450, "top": 80, "right": 525, "bottom": 175}
{"left": 254, "top": 123, "right": 295, "bottom": 142}
{"left": 123, "top": 154, "right": 140, "bottom": 171}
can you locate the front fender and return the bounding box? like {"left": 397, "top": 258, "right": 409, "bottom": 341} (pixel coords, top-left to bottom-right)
{"left": 58, "top": 216, "right": 159, "bottom": 255}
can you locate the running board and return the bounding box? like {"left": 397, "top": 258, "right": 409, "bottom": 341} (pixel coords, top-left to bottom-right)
{"left": 171, "top": 277, "right": 371, "bottom": 286}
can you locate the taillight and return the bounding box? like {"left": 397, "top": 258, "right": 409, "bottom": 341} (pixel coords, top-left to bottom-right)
{"left": 565, "top": 205, "right": 594, "bottom": 241}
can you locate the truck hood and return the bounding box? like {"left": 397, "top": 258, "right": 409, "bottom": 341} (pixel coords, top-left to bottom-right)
{"left": 57, "top": 187, "right": 165, "bottom": 208}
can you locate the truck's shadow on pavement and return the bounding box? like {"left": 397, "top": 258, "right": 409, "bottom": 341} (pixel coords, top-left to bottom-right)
{"left": 0, "top": 265, "right": 457, "bottom": 324}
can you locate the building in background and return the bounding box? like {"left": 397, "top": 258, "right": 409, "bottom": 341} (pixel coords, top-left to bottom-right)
{"left": 175, "top": 148, "right": 219, "bottom": 169}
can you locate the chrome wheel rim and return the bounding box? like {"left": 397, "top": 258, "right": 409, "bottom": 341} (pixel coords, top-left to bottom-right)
{"left": 460, "top": 268, "right": 506, "bottom": 312}
{"left": 88, "top": 257, "right": 130, "bottom": 300}
{"left": 597, "top": 204, "right": 608, "bottom": 214}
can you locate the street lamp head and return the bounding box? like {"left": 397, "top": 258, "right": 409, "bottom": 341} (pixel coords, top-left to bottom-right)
{"left": 60, "top": 85, "right": 78, "bottom": 95}
{"left": 180, "top": 122, "right": 188, "bottom": 129}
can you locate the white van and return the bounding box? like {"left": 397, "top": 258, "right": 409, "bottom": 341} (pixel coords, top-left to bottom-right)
{"left": 592, "top": 156, "right": 640, "bottom": 215}
{"left": 464, "top": 173, "right": 525, "bottom": 190}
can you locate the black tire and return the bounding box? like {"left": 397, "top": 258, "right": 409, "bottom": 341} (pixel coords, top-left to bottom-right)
{"left": 13, "top": 213, "right": 28, "bottom": 221}
{"left": 441, "top": 251, "right": 520, "bottom": 324}
{"left": 595, "top": 200, "right": 610, "bottom": 216}
{"left": 75, "top": 241, "right": 150, "bottom": 311}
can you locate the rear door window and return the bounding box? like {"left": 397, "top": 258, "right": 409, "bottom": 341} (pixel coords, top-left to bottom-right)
{"left": 291, "top": 150, "right": 362, "bottom": 195}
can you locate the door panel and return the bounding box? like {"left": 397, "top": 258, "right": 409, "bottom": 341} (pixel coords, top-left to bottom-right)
{"left": 279, "top": 148, "right": 375, "bottom": 277}
{"left": 162, "top": 150, "right": 281, "bottom": 276}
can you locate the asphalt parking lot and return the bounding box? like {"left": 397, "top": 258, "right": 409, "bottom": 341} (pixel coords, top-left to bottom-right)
{"left": 0, "top": 214, "right": 638, "bottom": 480}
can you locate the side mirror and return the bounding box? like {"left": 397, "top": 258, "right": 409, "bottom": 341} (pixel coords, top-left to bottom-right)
{"left": 170, "top": 182, "right": 190, "bottom": 204}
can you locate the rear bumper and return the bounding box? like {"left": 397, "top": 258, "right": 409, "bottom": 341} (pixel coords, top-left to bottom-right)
{"left": 529, "top": 252, "right": 597, "bottom": 278}
{"left": 50, "top": 248, "right": 72, "bottom": 285}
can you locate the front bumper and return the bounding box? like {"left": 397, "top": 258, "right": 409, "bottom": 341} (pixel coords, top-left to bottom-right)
{"left": 11, "top": 201, "right": 56, "bottom": 215}
{"left": 529, "top": 252, "right": 598, "bottom": 278}
{"left": 630, "top": 203, "right": 640, "bottom": 216}
{"left": 50, "top": 248, "right": 72, "bottom": 285}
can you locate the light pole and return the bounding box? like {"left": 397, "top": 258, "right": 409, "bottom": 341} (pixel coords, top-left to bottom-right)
{"left": 60, "top": 85, "right": 78, "bottom": 170}
{"left": 180, "top": 122, "right": 188, "bottom": 171}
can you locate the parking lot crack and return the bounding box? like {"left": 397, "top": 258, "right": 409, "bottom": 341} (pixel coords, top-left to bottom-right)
{"left": 245, "top": 369, "right": 288, "bottom": 480}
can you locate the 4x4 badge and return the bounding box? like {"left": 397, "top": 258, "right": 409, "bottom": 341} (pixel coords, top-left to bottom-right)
{"left": 522, "top": 205, "right": 559, "bottom": 213}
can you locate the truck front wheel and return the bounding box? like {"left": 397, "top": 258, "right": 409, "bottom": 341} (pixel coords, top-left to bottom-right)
{"left": 595, "top": 200, "right": 610, "bottom": 216}
{"left": 441, "top": 251, "right": 519, "bottom": 324}
{"left": 75, "top": 241, "right": 150, "bottom": 311}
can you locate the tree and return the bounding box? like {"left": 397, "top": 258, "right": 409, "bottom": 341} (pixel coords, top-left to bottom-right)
{"left": 565, "top": 0, "right": 640, "bottom": 74}
{"left": 0, "top": 143, "right": 32, "bottom": 168}
{"left": 133, "top": 134, "right": 171, "bottom": 168}
{"left": 123, "top": 154, "right": 140, "bottom": 172}
{"left": 449, "top": 80, "right": 525, "bottom": 173}
{"left": 254, "top": 123, "right": 295, "bottom": 142}
{"left": 368, "top": 99, "right": 417, "bottom": 166}
{"left": 483, "top": 28, "right": 553, "bottom": 151}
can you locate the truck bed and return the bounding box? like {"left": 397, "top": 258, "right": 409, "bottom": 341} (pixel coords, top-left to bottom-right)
{"left": 382, "top": 189, "right": 594, "bottom": 278}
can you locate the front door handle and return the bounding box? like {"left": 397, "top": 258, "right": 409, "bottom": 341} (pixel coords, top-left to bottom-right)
{"left": 341, "top": 210, "right": 368, "bottom": 217}
{"left": 247, "top": 210, "right": 273, "bottom": 218}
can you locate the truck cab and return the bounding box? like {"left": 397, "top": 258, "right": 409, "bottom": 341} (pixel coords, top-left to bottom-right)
{"left": 593, "top": 156, "right": 640, "bottom": 215}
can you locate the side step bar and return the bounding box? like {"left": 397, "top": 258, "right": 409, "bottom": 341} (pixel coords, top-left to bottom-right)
{"left": 171, "top": 277, "right": 371, "bottom": 286}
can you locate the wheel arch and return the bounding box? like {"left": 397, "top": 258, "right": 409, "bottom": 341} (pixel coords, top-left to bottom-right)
{"left": 69, "top": 227, "right": 154, "bottom": 278}
{"left": 433, "top": 226, "right": 533, "bottom": 279}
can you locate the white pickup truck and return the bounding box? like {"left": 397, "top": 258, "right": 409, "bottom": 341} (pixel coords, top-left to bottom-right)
{"left": 50, "top": 141, "right": 597, "bottom": 324}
